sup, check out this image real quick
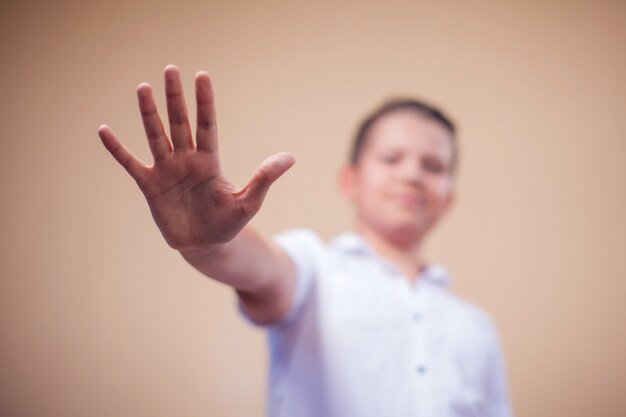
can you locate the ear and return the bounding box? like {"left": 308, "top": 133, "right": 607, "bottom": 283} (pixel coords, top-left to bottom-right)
{"left": 337, "top": 164, "right": 357, "bottom": 200}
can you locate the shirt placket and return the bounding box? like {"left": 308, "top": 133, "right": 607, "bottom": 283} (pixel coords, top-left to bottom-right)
{"left": 410, "top": 280, "right": 437, "bottom": 417}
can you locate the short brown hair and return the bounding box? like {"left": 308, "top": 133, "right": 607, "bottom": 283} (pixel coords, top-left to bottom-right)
{"left": 350, "top": 98, "right": 458, "bottom": 174}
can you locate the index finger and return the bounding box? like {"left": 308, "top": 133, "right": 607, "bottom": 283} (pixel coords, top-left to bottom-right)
{"left": 195, "top": 71, "right": 218, "bottom": 153}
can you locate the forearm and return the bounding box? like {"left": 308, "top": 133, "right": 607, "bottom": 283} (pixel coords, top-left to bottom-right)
{"left": 180, "top": 226, "right": 296, "bottom": 323}
{"left": 179, "top": 225, "right": 292, "bottom": 294}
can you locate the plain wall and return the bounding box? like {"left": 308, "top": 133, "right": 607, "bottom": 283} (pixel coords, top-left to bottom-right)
{"left": 1, "top": 1, "right": 625, "bottom": 416}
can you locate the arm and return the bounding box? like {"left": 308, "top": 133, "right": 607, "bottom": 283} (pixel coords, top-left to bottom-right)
{"left": 482, "top": 320, "right": 515, "bottom": 417}
{"left": 180, "top": 226, "right": 297, "bottom": 324}
{"left": 99, "top": 65, "right": 296, "bottom": 324}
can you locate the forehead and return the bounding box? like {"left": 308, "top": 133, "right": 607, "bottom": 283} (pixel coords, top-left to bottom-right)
{"left": 365, "top": 109, "right": 453, "bottom": 156}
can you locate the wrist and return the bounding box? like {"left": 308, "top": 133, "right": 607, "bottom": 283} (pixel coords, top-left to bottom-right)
{"left": 179, "top": 241, "right": 230, "bottom": 260}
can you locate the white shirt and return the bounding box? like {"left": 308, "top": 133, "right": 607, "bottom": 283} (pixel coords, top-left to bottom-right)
{"left": 237, "top": 229, "right": 514, "bottom": 417}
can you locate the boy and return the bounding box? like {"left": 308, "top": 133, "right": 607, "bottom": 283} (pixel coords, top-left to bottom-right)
{"left": 99, "top": 65, "right": 513, "bottom": 417}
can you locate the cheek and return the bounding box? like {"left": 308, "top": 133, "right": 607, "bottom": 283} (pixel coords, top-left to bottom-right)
{"left": 425, "top": 177, "right": 452, "bottom": 199}
{"left": 354, "top": 180, "right": 387, "bottom": 214}
{"left": 354, "top": 166, "right": 384, "bottom": 190}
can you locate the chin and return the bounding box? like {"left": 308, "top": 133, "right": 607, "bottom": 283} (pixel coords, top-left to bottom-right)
{"left": 380, "top": 220, "right": 429, "bottom": 248}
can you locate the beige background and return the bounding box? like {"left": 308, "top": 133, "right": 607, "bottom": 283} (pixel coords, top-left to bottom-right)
{"left": 1, "top": 1, "right": 625, "bottom": 416}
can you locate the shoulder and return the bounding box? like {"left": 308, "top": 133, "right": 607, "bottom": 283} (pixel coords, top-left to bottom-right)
{"left": 438, "top": 289, "right": 503, "bottom": 352}
{"left": 445, "top": 292, "right": 493, "bottom": 326}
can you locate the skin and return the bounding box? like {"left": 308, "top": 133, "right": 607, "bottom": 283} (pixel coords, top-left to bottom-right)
{"left": 99, "top": 65, "right": 298, "bottom": 324}
{"left": 99, "top": 65, "right": 454, "bottom": 323}
{"left": 339, "top": 109, "right": 455, "bottom": 283}
{"left": 98, "top": 66, "right": 295, "bottom": 250}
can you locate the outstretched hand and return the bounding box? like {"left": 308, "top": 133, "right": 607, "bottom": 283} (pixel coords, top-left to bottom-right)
{"left": 99, "top": 65, "right": 295, "bottom": 251}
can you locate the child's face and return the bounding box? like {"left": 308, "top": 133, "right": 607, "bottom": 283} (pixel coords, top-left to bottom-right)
{"left": 341, "top": 109, "right": 455, "bottom": 246}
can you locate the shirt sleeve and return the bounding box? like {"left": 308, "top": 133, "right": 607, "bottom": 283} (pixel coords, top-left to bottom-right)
{"left": 481, "top": 318, "right": 515, "bottom": 417}
{"left": 236, "top": 228, "right": 323, "bottom": 329}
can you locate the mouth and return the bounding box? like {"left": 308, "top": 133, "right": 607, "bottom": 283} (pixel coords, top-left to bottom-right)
{"left": 394, "top": 193, "right": 427, "bottom": 208}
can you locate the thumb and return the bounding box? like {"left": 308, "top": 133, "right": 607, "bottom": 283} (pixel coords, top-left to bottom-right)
{"left": 241, "top": 152, "right": 296, "bottom": 211}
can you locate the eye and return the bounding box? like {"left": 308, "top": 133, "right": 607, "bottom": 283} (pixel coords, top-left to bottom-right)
{"left": 423, "top": 158, "right": 445, "bottom": 173}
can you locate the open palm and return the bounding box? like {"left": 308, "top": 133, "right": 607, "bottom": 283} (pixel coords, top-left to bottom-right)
{"left": 98, "top": 65, "right": 294, "bottom": 250}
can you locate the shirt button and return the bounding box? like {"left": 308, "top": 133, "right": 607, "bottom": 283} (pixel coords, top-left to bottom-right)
{"left": 412, "top": 312, "right": 421, "bottom": 322}
{"left": 416, "top": 365, "right": 427, "bottom": 374}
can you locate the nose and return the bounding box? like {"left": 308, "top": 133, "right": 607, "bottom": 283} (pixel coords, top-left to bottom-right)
{"left": 398, "top": 158, "right": 423, "bottom": 185}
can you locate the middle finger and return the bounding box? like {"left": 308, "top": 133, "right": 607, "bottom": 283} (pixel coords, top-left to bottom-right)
{"left": 164, "top": 65, "right": 194, "bottom": 150}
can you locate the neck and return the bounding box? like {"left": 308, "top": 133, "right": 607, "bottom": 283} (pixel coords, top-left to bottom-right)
{"left": 356, "top": 223, "right": 426, "bottom": 284}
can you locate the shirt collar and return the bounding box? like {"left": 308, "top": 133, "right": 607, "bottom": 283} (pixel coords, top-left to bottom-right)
{"left": 329, "top": 231, "right": 452, "bottom": 288}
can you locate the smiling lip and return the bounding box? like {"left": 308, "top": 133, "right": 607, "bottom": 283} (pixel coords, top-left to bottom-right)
{"left": 395, "top": 193, "right": 427, "bottom": 208}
